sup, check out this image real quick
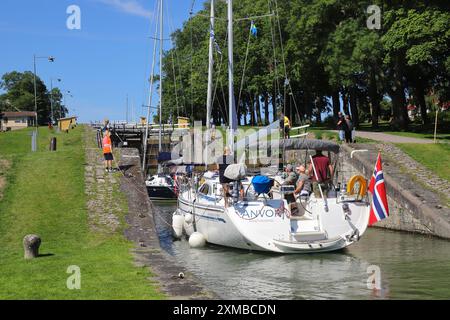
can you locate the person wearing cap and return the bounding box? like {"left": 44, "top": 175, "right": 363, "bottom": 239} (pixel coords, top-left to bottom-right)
{"left": 282, "top": 163, "right": 295, "bottom": 179}
{"left": 294, "top": 165, "right": 311, "bottom": 196}
{"left": 102, "top": 128, "right": 114, "bottom": 173}
{"left": 282, "top": 171, "right": 298, "bottom": 204}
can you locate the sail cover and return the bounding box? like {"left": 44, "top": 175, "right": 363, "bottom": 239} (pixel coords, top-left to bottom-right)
{"left": 279, "top": 138, "right": 340, "bottom": 153}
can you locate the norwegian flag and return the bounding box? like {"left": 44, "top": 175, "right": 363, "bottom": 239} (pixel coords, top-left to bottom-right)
{"left": 368, "top": 153, "right": 389, "bottom": 226}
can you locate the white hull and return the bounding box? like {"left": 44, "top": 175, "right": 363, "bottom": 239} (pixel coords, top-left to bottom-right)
{"left": 176, "top": 182, "right": 370, "bottom": 253}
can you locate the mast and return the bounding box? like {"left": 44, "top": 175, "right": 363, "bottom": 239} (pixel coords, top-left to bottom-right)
{"left": 142, "top": 0, "right": 160, "bottom": 171}
{"left": 206, "top": 0, "right": 215, "bottom": 130}
{"left": 228, "top": 0, "right": 237, "bottom": 152}
{"left": 159, "top": 0, "right": 163, "bottom": 152}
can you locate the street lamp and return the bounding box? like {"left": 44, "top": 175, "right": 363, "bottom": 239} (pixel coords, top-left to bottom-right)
{"left": 50, "top": 78, "right": 62, "bottom": 125}
{"left": 33, "top": 55, "right": 55, "bottom": 129}
{"left": 63, "top": 91, "right": 73, "bottom": 118}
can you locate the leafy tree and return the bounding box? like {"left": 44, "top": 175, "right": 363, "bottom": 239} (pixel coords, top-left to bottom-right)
{"left": 0, "top": 71, "right": 65, "bottom": 124}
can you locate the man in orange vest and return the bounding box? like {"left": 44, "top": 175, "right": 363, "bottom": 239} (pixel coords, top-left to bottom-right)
{"left": 102, "top": 128, "right": 114, "bottom": 172}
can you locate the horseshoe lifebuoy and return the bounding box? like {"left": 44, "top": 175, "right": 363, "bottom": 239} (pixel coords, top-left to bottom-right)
{"left": 346, "top": 175, "right": 368, "bottom": 197}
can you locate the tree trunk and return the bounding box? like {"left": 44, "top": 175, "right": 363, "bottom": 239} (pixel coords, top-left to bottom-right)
{"left": 389, "top": 64, "right": 408, "bottom": 130}
{"left": 249, "top": 95, "right": 255, "bottom": 126}
{"left": 342, "top": 91, "right": 350, "bottom": 115}
{"left": 349, "top": 87, "right": 359, "bottom": 128}
{"left": 332, "top": 90, "right": 340, "bottom": 120}
{"left": 369, "top": 72, "right": 380, "bottom": 129}
{"left": 264, "top": 94, "right": 270, "bottom": 125}
{"left": 415, "top": 81, "right": 428, "bottom": 125}
{"left": 255, "top": 94, "right": 263, "bottom": 126}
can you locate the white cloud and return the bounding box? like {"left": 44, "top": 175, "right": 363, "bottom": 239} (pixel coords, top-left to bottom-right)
{"left": 98, "top": 0, "right": 153, "bottom": 19}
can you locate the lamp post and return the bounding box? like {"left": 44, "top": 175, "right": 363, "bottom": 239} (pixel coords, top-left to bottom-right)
{"left": 33, "top": 55, "right": 55, "bottom": 129}
{"left": 63, "top": 91, "right": 73, "bottom": 118}
{"left": 50, "top": 78, "right": 61, "bottom": 125}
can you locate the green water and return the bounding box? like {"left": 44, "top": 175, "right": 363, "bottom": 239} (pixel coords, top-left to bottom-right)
{"left": 154, "top": 204, "right": 450, "bottom": 299}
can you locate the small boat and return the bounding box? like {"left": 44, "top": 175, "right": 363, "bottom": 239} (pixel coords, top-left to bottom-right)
{"left": 145, "top": 173, "right": 177, "bottom": 200}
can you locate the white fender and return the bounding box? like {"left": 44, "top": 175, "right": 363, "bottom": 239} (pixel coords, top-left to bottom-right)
{"left": 189, "top": 232, "right": 206, "bottom": 248}
{"left": 172, "top": 214, "right": 184, "bottom": 239}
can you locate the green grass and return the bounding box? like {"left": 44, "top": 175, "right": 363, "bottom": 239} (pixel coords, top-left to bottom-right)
{"left": 396, "top": 143, "right": 450, "bottom": 183}
{"left": 308, "top": 127, "right": 376, "bottom": 144}
{"left": 0, "top": 126, "right": 164, "bottom": 299}
{"left": 385, "top": 131, "right": 450, "bottom": 142}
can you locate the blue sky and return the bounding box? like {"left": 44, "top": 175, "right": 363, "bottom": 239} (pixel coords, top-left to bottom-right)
{"left": 0, "top": 0, "right": 205, "bottom": 123}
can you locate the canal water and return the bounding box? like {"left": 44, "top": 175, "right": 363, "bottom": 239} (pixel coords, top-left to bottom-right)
{"left": 154, "top": 203, "right": 450, "bottom": 300}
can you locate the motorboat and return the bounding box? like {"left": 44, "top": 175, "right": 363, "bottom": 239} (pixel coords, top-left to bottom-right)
{"left": 145, "top": 173, "right": 177, "bottom": 200}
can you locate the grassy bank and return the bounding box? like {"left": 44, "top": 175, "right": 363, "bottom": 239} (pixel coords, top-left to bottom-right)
{"left": 0, "top": 126, "right": 164, "bottom": 299}
{"left": 395, "top": 143, "right": 450, "bottom": 183}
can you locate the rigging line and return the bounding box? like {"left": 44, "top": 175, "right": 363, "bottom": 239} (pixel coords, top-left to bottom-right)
{"left": 171, "top": 50, "right": 180, "bottom": 118}
{"left": 165, "top": 0, "right": 180, "bottom": 118}
{"left": 166, "top": 2, "right": 188, "bottom": 114}
{"left": 189, "top": 0, "right": 195, "bottom": 123}
{"left": 212, "top": 31, "right": 229, "bottom": 123}
{"left": 234, "top": 13, "right": 275, "bottom": 22}
{"left": 273, "top": 0, "right": 302, "bottom": 125}
{"left": 268, "top": 0, "right": 281, "bottom": 113}
{"left": 237, "top": 27, "right": 252, "bottom": 118}
{"left": 141, "top": 0, "right": 160, "bottom": 120}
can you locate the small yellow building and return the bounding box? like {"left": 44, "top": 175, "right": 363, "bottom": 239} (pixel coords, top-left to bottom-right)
{"left": 177, "top": 116, "right": 189, "bottom": 128}
{"left": 58, "top": 116, "right": 77, "bottom": 132}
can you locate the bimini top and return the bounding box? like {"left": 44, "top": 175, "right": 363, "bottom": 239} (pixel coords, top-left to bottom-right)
{"left": 279, "top": 138, "right": 340, "bottom": 153}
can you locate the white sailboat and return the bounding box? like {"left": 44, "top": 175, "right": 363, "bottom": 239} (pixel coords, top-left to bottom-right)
{"left": 172, "top": 0, "right": 371, "bottom": 253}
{"left": 143, "top": 0, "right": 177, "bottom": 201}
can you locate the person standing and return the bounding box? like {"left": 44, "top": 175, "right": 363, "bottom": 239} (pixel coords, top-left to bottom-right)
{"left": 344, "top": 115, "right": 353, "bottom": 143}
{"left": 283, "top": 114, "right": 291, "bottom": 139}
{"left": 102, "top": 128, "right": 114, "bottom": 173}
{"left": 216, "top": 147, "right": 234, "bottom": 207}
{"left": 308, "top": 150, "right": 334, "bottom": 198}
{"left": 336, "top": 112, "right": 347, "bottom": 142}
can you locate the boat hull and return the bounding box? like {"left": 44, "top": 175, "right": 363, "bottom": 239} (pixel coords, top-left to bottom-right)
{"left": 147, "top": 185, "right": 177, "bottom": 200}
{"left": 177, "top": 190, "right": 370, "bottom": 253}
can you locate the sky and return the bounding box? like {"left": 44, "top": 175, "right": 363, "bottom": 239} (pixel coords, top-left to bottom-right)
{"left": 0, "top": 0, "right": 205, "bottom": 123}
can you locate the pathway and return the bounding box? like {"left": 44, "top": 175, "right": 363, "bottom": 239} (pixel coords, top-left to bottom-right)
{"left": 351, "top": 130, "right": 435, "bottom": 144}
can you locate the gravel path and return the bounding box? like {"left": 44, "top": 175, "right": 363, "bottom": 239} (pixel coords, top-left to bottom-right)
{"left": 84, "top": 128, "right": 121, "bottom": 234}
{"left": 351, "top": 130, "right": 434, "bottom": 144}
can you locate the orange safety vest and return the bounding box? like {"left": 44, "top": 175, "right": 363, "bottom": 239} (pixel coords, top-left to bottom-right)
{"left": 102, "top": 135, "right": 112, "bottom": 154}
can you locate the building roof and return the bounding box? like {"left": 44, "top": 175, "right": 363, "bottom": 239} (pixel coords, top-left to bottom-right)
{"left": 58, "top": 116, "right": 78, "bottom": 121}
{"left": 2, "top": 111, "right": 37, "bottom": 117}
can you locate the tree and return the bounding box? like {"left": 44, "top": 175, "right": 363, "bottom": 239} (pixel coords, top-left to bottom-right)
{"left": 0, "top": 71, "right": 55, "bottom": 124}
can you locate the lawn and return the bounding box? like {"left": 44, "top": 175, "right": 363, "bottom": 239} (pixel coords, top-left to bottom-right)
{"left": 0, "top": 126, "right": 164, "bottom": 299}
{"left": 396, "top": 143, "right": 450, "bottom": 183}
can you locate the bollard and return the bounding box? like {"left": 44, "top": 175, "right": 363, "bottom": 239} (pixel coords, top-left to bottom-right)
{"left": 23, "top": 234, "right": 41, "bottom": 259}
{"left": 49, "top": 137, "right": 57, "bottom": 151}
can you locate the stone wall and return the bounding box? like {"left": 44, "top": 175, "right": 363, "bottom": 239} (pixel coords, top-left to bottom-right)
{"left": 284, "top": 144, "right": 450, "bottom": 239}
{"left": 340, "top": 144, "right": 450, "bottom": 239}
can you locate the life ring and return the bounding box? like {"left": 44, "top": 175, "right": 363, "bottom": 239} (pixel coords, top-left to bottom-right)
{"left": 346, "top": 175, "right": 368, "bottom": 197}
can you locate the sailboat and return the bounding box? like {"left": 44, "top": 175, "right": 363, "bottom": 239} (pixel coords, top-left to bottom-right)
{"left": 172, "top": 0, "right": 371, "bottom": 253}
{"left": 143, "top": 0, "right": 177, "bottom": 201}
